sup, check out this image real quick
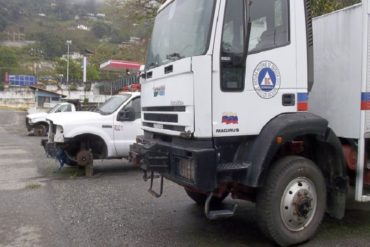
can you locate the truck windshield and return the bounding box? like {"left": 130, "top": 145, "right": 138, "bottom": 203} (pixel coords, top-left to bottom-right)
{"left": 145, "top": 0, "right": 215, "bottom": 69}
{"left": 98, "top": 94, "right": 130, "bottom": 115}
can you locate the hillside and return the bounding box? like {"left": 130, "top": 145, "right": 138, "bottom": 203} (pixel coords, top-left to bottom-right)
{"left": 0, "top": 0, "right": 153, "bottom": 85}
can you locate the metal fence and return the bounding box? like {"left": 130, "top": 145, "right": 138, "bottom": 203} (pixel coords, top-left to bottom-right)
{"left": 98, "top": 75, "right": 139, "bottom": 95}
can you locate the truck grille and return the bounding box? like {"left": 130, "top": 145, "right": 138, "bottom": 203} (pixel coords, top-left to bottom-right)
{"left": 143, "top": 122, "right": 185, "bottom": 132}
{"left": 142, "top": 106, "right": 186, "bottom": 112}
{"left": 142, "top": 105, "right": 192, "bottom": 134}
{"left": 144, "top": 113, "right": 178, "bottom": 123}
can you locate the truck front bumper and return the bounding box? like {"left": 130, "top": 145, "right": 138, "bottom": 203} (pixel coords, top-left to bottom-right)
{"left": 130, "top": 135, "right": 217, "bottom": 192}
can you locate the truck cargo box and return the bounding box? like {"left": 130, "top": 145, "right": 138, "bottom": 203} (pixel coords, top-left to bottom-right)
{"left": 310, "top": 1, "right": 370, "bottom": 201}
{"left": 309, "top": 2, "right": 369, "bottom": 139}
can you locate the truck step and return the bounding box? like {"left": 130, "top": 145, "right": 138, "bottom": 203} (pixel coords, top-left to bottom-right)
{"left": 206, "top": 207, "right": 238, "bottom": 220}
{"left": 217, "top": 161, "right": 251, "bottom": 172}
{"left": 148, "top": 171, "right": 164, "bottom": 198}
{"left": 204, "top": 193, "right": 238, "bottom": 220}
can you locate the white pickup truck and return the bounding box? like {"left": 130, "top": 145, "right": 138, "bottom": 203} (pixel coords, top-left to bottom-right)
{"left": 26, "top": 102, "right": 76, "bottom": 136}
{"left": 43, "top": 92, "right": 142, "bottom": 175}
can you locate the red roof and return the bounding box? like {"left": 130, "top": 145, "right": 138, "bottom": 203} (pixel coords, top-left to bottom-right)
{"left": 99, "top": 60, "right": 141, "bottom": 71}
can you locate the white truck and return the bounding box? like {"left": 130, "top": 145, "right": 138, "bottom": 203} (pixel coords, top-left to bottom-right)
{"left": 130, "top": 0, "right": 370, "bottom": 246}
{"left": 26, "top": 102, "right": 76, "bottom": 136}
{"left": 43, "top": 92, "right": 142, "bottom": 176}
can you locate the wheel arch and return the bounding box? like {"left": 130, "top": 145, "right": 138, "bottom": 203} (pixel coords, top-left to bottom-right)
{"left": 65, "top": 133, "right": 108, "bottom": 159}
{"left": 34, "top": 121, "right": 49, "bottom": 127}
{"left": 238, "top": 113, "right": 347, "bottom": 219}
{"left": 33, "top": 121, "right": 49, "bottom": 136}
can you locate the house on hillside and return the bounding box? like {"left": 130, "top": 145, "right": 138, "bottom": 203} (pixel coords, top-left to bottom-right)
{"left": 29, "top": 86, "right": 66, "bottom": 109}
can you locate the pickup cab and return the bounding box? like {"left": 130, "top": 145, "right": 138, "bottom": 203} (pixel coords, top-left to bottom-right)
{"left": 43, "top": 92, "right": 142, "bottom": 175}
{"left": 26, "top": 102, "right": 76, "bottom": 136}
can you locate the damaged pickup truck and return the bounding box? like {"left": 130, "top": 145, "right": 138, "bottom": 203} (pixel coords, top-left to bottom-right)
{"left": 26, "top": 102, "right": 76, "bottom": 136}
{"left": 42, "top": 92, "right": 142, "bottom": 176}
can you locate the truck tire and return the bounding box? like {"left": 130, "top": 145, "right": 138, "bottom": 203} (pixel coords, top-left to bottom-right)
{"left": 256, "top": 156, "right": 326, "bottom": 246}
{"left": 184, "top": 187, "right": 228, "bottom": 206}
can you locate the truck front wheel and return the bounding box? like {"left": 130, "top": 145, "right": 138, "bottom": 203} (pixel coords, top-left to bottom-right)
{"left": 256, "top": 156, "right": 326, "bottom": 246}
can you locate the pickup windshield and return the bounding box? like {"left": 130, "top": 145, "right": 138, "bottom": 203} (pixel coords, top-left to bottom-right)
{"left": 98, "top": 94, "right": 130, "bottom": 115}
{"left": 48, "top": 104, "right": 61, "bottom": 113}
{"left": 145, "top": 0, "right": 215, "bottom": 69}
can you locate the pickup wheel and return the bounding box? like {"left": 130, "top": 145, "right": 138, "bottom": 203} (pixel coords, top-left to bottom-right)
{"left": 76, "top": 149, "right": 93, "bottom": 167}
{"left": 184, "top": 187, "right": 229, "bottom": 206}
{"left": 34, "top": 124, "right": 48, "bottom": 136}
{"left": 256, "top": 156, "right": 326, "bottom": 246}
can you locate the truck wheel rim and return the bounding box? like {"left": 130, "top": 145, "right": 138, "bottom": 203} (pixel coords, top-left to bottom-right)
{"left": 76, "top": 150, "right": 92, "bottom": 166}
{"left": 280, "top": 177, "right": 317, "bottom": 232}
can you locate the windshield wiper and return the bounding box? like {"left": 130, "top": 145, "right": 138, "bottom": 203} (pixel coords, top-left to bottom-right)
{"left": 166, "top": 52, "right": 184, "bottom": 61}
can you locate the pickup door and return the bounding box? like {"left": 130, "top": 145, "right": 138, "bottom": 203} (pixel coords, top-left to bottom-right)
{"left": 113, "top": 97, "right": 142, "bottom": 157}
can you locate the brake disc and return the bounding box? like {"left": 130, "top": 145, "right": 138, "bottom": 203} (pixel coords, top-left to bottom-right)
{"left": 76, "top": 150, "right": 93, "bottom": 166}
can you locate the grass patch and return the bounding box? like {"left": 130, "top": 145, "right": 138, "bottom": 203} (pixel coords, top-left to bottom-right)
{"left": 51, "top": 166, "right": 84, "bottom": 179}
{"left": 0, "top": 105, "right": 28, "bottom": 111}
{"left": 25, "top": 183, "right": 42, "bottom": 190}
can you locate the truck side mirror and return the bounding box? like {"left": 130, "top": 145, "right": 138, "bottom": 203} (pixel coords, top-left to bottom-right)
{"left": 117, "top": 107, "right": 136, "bottom": 122}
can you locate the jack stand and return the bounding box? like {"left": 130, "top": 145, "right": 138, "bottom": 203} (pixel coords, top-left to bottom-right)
{"left": 204, "top": 193, "right": 238, "bottom": 220}
{"left": 85, "top": 162, "right": 93, "bottom": 177}
{"left": 148, "top": 171, "right": 163, "bottom": 198}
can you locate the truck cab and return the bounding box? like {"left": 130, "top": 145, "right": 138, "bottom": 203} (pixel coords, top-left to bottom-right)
{"left": 131, "top": 0, "right": 349, "bottom": 246}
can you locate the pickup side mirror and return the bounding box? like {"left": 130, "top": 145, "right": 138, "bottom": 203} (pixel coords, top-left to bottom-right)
{"left": 117, "top": 107, "right": 136, "bottom": 122}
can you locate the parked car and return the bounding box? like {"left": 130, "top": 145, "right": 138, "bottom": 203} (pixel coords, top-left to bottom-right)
{"left": 26, "top": 102, "right": 76, "bottom": 136}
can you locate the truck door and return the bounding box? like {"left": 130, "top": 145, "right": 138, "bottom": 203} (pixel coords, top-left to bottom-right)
{"left": 212, "top": 0, "right": 298, "bottom": 136}
{"left": 113, "top": 97, "right": 142, "bottom": 157}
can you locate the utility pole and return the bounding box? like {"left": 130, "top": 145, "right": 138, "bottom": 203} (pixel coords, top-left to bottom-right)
{"left": 83, "top": 56, "right": 87, "bottom": 83}
{"left": 66, "top": 40, "right": 72, "bottom": 84}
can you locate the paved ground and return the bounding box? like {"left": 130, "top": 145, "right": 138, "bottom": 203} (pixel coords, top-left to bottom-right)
{"left": 1, "top": 109, "right": 370, "bottom": 247}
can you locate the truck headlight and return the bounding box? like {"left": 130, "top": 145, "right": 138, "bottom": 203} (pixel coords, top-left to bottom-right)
{"left": 176, "top": 158, "right": 196, "bottom": 182}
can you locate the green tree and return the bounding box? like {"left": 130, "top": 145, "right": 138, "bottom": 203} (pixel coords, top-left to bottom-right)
{"left": 55, "top": 59, "right": 82, "bottom": 83}
{"left": 110, "top": 29, "right": 130, "bottom": 43}
{"left": 311, "top": 0, "right": 361, "bottom": 17}
{"left": 87, "top": 65, "right": 100, "bottom": 81}
{"left": 92, "top": 22, "right": 112, "bottom": 39}
{"left": 0, "top": 47, "right": 18, "bottom": 81}
{"left": 0, "top": 17, "right": 7, "bottom": 32}
{"left": 0, "top": 47, "right": 17, "bottom": 69}
{"left": 37, "top": 33, "right": 66, "bottom": 59}
{"left": 104, "top": 0, "right": 163, "bottom": 61}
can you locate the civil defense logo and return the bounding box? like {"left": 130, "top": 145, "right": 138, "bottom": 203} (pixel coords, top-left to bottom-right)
{"left": 252, "top": 61, "right": 281, "bottom": 99}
